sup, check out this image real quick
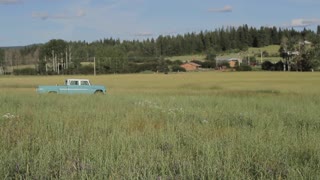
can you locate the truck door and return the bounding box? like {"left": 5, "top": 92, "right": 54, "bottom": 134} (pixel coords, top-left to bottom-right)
{"left": 67, "top": 80, "right": 90, "bottom": 94}
{"left": 58, "top": 80, "right": 70, "bottom": 94}
{"left": 67, "top": 80, "right": 79, "bottom": 94}
{"left": 79, "top": 80, "right": 93, "bottom": 94}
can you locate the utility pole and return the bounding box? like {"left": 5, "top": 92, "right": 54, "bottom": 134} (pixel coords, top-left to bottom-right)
{"left": 65, "top": 48, "right": 68, "bottom": 70}
{"left": 57, "top": 62, "right": 59, "bottom": 74}
{"left": 45, "top": 56, "right": 48, "bottom": 72}
{"left": 68, "top": 46, "right": 72, "bottom": 68}
{"left": 52, "top": 50, "right": 55, "bottom": 72}
{"left": 94, "top": 56, "right": 96, "bottom": 76}
{"left": 260, "top": 49, "right": 263, "bottom": 64}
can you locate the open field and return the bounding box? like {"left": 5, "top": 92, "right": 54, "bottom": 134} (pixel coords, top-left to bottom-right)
{"left": 1, "top": 72, "right": 320, "bottom": 179}
{"left": 1, "top": 71, "right": 319, "bottom": 95}
{"left": 3, "top": 64, "right": 37, "bottom": 73}
{"left": 248, "top": 45, "right": 281, "bottom": 55}
{"left": 168, "top": 54, "right": 206, "bottom": 61}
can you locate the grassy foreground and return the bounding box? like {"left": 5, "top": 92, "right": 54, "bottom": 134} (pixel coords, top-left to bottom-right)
{"left": 0, "top": 72, "right": 320, "bottom": 179}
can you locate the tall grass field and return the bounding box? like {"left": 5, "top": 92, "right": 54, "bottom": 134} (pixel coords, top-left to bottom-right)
{"left": 1, "top": 72, "right": 320, "bottom": 179}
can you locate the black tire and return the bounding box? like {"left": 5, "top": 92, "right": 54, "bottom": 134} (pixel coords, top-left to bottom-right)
{"left": 94, "top": 90, "right": 104, "bottom": 95}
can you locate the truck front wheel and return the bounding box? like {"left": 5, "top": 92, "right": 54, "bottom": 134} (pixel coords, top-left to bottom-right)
{"left": 94, "top": 90, "right": 104, "bottom": 95}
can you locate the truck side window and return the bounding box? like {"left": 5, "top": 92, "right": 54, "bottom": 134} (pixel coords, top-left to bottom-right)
{"left": 70, "top": 81, "right": 78, "bottom": 85}
{"left": 81, "top": 81, "right": 89, "bottom": 85}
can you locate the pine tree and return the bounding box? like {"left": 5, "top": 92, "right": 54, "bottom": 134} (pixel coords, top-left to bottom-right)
{"left": 0, "top": 48, "right": 5, "bottom": 68}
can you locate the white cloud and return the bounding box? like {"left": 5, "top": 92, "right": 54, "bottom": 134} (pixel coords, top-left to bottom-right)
{"left": 32, "top": 12, "right": 49, "bottom": 20}
{"left": 76, "top": 9, "right": 86, "bottom": 17}
{"left": 30, "top": 0, "right": 147, "bottom": 42}
{"left": 287, "top": 0, "right": 319, "bottom": 3}
{"left": 32, "top": 9, "right": 86, "bottom": 20}
{"left": 208, "top": 5, "right": 233, "bottom": 13}
{"left": 0, "top": 0, "right": 21, "bottom": 5}
{"left": 63, "top": 0, "right": 142, "bottom": 36}
{"left": 285, "top": 18, "right": 320, "bottom": 27}
{"left": 134, "top": 32, "right": 153, "bottom": 37}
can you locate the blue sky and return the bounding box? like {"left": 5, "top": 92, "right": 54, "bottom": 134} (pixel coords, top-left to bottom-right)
{"left": 1, "top": 0, "right": 320, "bottom": 46}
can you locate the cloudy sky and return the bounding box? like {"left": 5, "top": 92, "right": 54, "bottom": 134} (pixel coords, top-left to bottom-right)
{"left": 0, "top": 0, "right": 320, "bottom": 46}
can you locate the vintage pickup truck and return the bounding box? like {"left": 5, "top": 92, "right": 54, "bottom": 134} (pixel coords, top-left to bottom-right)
{"left": 36, "top": 79, "right": 106, "bottom": 94}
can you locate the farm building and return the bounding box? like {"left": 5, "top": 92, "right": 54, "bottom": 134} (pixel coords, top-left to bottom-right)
{"left": 228, "top": 58, "right": 240, "bottom": 68}
{"left": 180, "top": 62, "right": 201, "bottom": 71}
{"left": 216, "top": 58, "right": 242, "bottom": 68}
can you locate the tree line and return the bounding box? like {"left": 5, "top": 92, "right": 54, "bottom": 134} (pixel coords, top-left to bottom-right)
{"left": 1, "top": 25, "right": 320, "bottom": 75}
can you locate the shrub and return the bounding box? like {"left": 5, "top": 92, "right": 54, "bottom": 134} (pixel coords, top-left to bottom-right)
{"left": 236, "top": 64, "right": 252, "bottom": 71}
{"left": 190, "top": 60, "right": 216, "bottom": 69}
{"left": 172, "top": 60, "right": 183, "bottom": 65}
{"left": 171, "top": 65, "right": 186, "bottom": 72}
{"left": 274, "top": 61, "right": 284, "bottom": 71}
{"left": 134, "top": 62, "right": 158, "bottom": 73}
{"left": 76, "top": 65, "right": 94, "bottom": 75}
{"left": 261, "top": 61, "right": 274, "bottom": 71}
{"left": 13, "top": 68, "right": 37, "bottom": 75}
{"left": 218, "top": 60, "right": 231, "bottom": 68}
{"left": 201, "top": 61, "right": 216, "bottom": 68}
{"left": 261, "top": 60, "right": 284, "bottom": 71}
{"left": 191, "top": 60, "right": 203, "bottom": 65}
{"left": 206, "top": 48, "right": 217, "bottom": 61}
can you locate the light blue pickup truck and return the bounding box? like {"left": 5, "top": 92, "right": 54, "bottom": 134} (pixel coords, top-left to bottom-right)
{"left": 37, "top": 79, "right": 106, "bottom": 94}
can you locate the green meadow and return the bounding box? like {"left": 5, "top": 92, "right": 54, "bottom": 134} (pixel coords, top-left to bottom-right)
{"left": 1, "top": 72, "right": 320, "bottom": 179}
{"left": 168, "top": 45, "right": 282, "bottom": 63}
